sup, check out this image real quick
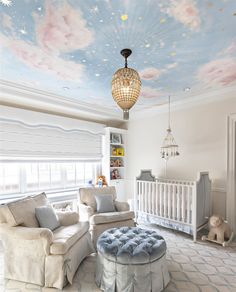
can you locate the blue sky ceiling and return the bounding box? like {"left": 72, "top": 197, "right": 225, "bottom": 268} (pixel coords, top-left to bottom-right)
{"left": 0, "top": 0, "right": 235, "bottom": 113}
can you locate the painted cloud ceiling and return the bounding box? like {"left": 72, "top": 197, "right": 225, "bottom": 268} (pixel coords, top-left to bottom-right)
{"left": 0, "top": 0, "right": 236, "bottom": 116}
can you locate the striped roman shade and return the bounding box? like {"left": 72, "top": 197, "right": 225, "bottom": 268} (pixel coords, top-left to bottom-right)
{"left": 0, "top": 118, "right": 104, "bottom": 160}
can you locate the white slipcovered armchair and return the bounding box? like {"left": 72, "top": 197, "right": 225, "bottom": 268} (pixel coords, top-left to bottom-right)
{"left": 0, "top": 193, "right": 94, "bottom": 290}
{"left": 78, "top": 186, "right": 135, "bottom": 246}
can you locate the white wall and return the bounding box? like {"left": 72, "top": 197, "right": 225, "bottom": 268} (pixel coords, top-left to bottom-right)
{"left": 126, "top": 96, "right": 236, "bottom": 218}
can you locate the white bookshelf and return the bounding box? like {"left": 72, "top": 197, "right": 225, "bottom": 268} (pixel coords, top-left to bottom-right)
{"left": 102, "top": 127, "right": 127, "bottom": 201}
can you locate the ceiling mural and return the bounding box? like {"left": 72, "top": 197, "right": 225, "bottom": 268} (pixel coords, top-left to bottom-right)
{"left": 0, "top": 0, "right": 235, "bottom": 117}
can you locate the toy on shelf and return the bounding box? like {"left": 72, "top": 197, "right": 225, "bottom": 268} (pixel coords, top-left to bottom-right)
{"left": 116, "top": 147, "right": 124, "bottom": 156}
{"left": 110, "top": 160, "right": 114, "bottom": 167}
{"left": 111, "top": 169, "right": 121, "bottom": 180}
{"left": 114, "top": 158, "right": 122, "bottom": 167}
{"left": 96, "top": 175, "right": 108, "bottom": 188}
{"left": 111, "top": 146, "right": 124, "bottom": 156}
{"left": 110, "top": 158, "right": 123, "bottom": 167}
{"left": 201, "top": 215, "right": 234, "bottom": 247}
{"left": 111, "top": 147, "right": 117, "bottom": 156}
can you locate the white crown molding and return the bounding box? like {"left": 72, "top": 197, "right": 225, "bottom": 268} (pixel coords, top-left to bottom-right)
{"left": 0, "top": 79, "right": 122, "bottom": 122}
{"left": 1, "top": 79, "right": 235, "bottom": 123}
{"left": 130, "top": 85, "right": 236, "bottom": 121}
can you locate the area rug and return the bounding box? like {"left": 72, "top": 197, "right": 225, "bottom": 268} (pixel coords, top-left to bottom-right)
{"left": 1, "top": 224, "right": 236, "bottom": 291}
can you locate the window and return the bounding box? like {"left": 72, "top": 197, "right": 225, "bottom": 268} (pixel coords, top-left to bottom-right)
{"left": 0, "top": 163, "right": 20, "bottom": 194}
{"left": 0, "top": 161, "right": 101, "bottom": 196}
{"left": 25, "top": 162, "right": 63, "bottom": 191}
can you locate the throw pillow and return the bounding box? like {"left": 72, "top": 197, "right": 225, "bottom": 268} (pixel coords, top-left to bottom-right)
{"left": 35, "top": 205, "right": 60, "bottom": 231}
{"left": 95, "top": 194, "right": 115, "bottom": 213}
{"left": 32, "top": 192, "right": 49, "bottom": 207}
{"left": 7, "top": 197, "right": 39, "bottom": 227}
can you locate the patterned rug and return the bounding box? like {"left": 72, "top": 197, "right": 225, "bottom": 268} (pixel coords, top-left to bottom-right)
{"left": 0, "top": 224, "right": 236, "bottom": 291}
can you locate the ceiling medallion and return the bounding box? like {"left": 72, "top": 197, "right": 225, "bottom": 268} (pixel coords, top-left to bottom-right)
{"left": 111, "top": 49, "right": 141, "bottom": 120}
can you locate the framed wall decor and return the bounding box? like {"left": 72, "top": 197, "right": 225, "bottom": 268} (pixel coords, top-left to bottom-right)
{"left": 111, "top": 133, "right": 122, "bottom": 144}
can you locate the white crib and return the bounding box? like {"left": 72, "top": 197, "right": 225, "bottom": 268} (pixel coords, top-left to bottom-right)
{"left": 134, "top": 170, "right": 211, "bottom": 241}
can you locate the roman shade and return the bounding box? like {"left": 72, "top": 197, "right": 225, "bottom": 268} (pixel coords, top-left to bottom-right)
{"left": 0, "top": 118, "right": 104, "bottom": 160}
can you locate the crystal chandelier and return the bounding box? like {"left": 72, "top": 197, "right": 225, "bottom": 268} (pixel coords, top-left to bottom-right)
{"left": 112, "top": 49, "right": 141, "bottom": 120}
{"left": 161, "top": 96, "right": 180, "bottom": 160}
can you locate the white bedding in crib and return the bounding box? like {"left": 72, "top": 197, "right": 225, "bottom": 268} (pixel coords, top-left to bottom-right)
{"left": 138, "top": 212, "right": 193, "bottom": 235}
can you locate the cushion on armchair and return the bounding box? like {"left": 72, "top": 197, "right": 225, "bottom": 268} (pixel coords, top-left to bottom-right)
{"left": 7, "top": 197, "right": 39, "bottom": 227}
{"left": 35, "top": 205, "right": 60, "bottom": 231}
{"left": 6, "top": 192, "right": 49, "bottom": 227}
{"left": 95, "top": 194, "right": 115, "bottom": 213}
{"left": 79, "top": 186, "right": 117, "bottom": 211}
{"left": 90, "top": 211, "right": 135, "bottom": 225}
{"left": 56, "top": 211, "right": 79, "bottom": 226}
{"left": 114, "top": 201, "right": 130, "bottom": 212}
{"left": 31, "top": 192, "right": 49, "bottom": 206}
{"left": 50, "top": 221, "right": 90, "bottom": 255}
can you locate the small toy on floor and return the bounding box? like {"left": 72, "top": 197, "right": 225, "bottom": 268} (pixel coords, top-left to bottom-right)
{"left": 202, "top": 215, "right": 234, "bottom": 247}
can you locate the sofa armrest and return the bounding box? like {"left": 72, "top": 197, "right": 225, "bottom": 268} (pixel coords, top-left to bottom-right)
{"left": 114, "top": 201, "right": 130, "bottom": 212}
{"left": 0, "top": 224, "right": 53, "bottom": 254}
{"left": 79, "top": 203, "right": 94, "bottom": 221}
{"left": 56, "top": 211, "right": 79, "bottom": 226}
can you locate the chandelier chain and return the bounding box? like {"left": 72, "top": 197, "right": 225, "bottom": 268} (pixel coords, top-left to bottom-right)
{"left": 168, "top": 95, "right": 170, "bottom": 130}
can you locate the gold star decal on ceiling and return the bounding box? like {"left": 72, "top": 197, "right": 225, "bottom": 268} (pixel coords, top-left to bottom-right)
{"left": 121, "top": 14, "right": 128, "bottom": 21}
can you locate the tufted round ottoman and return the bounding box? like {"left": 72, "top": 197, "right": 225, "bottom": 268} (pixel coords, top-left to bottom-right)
{"left": 95, "top": 227, "right": 170, "bottom": 292}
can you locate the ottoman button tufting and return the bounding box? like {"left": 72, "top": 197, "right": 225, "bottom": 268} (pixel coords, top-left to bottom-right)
{"left": 96, "top": 227, "right": 170, "bottom": 292}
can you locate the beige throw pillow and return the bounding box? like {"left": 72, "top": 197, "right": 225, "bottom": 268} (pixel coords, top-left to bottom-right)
{"left": 32, "top": 192, "right": 49, "bottom": 207}
{"left": 7, "top": 197, "right": 39, "bottom": 227}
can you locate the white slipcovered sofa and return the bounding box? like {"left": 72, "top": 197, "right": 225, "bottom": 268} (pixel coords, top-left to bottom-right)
{"left": 0, "top": 193, "right": 94, "bottom": 289}
{"left": 79, "top": 186, "right": 135, "bottom": 246}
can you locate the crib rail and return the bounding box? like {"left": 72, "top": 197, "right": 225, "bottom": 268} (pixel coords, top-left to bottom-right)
{"left": 136, "top": 179, "right": 196, "bottom": 225}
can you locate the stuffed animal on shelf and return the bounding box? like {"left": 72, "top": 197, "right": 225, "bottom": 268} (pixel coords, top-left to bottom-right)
{"left": 110, "top": 160, "right": 114, "bottom": 167}
{"left": 203, "top": 215, "right": 232, "bottom": 245}
{"left": 96, "top": 175, "right": 108, "bottom": 187}
{"left": 114, "top": 159, "right": 123, "bottom": 167}
{"left": 111, "top": 147, "right": 117, "bottom": 156}
{"left": 111, "top": 169, "right": 120, "bottom": 180}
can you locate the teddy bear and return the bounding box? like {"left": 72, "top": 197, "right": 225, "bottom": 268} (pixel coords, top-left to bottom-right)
{"left": 207, "top": 215, "right": 231, "bottom": 243}
{"left": 96, "top": 175, "right": 108, "bottom": 187}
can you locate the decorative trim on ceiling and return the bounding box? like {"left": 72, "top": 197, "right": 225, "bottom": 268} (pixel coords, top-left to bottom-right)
{"left": 0, "top": 79, "right": 121, "bottom": 122}
{"left": 131, "top": 85, "right": 236, "bottom": 121}
{"left": 0, "top": 80, "right": 235, "bottom": 122}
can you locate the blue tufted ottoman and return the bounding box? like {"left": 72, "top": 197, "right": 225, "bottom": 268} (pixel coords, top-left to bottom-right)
{"left": 96, "top": 227, "right": 170, "bottom": 292}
